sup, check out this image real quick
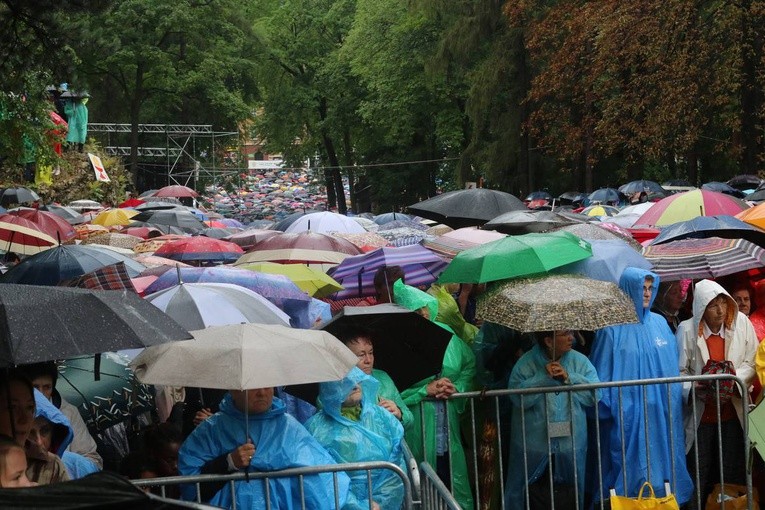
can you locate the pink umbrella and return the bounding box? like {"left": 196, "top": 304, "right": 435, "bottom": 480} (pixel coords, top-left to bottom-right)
{"left": 6, "top": 209, "right": 76, "bottom": 242}
{"left": 154, "top": 185, "right": 198, "bottom": 198}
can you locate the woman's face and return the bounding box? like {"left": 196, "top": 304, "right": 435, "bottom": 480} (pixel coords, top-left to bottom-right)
{"left": 341, "top": 385, "right": 362, "bottom": 407}
{"left": 347, "top": 338, "right": 374, "bottom": 375}
{"left": 0, "top": 381, "right": 35, "bottom": 446}
{"left": 0, "top": 447, "right": 34, "bottom": 488}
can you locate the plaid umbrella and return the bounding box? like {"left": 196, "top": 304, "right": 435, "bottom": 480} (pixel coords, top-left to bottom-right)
{"left": 477, "top": 274, "right": 638, "bottom": 333}
{"left": 327, "top": 244, "right": 448, "bottom": 299}
{"left": 84, "top": 232, "right": 143, "bottom": 250}
{"left": 60, "top": 262, "right": 137, "bottom": 292}
{"left": 641, "top": 237, "right": 765, "bottom": 281}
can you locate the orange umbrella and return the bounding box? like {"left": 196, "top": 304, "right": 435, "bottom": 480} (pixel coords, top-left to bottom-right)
{"left": 736, "top": 202, "right": 765, "bottom": 229}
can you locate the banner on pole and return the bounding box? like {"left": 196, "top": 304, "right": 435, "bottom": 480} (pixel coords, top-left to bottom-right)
{"left": 88, "top": 153, "right": 110, "bottom": 182}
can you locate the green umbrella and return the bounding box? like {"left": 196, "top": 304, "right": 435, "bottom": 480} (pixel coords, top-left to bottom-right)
{"left": 437, "top": 230, "right": 592, "bottom": 284}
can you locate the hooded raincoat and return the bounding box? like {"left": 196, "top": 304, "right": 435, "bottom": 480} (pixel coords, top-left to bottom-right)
{"left": 27, "top": 390, "right": 70, "bottom": 485}
{"left": 63, "top": 98, "right": 88, "bottom": 144}
{"left": 393, "top": 280, "right": 475, "bottom": 509}
{"left": 34, "top": 390, "right": 98, "bottom": 480}
{"left": 306, "top": 368, "right": 406, "bottom": 510}
{"left": 504, "top": 344, "right": 599, "bottom": 510}
{"left": 589, "top": 267, "right": 693, "bottom": 504}
{"left": 677, "top": 279, "right": 757, "bottom": 451}
{"left": 179, "top": 394, "right": 350, "bottom": 509}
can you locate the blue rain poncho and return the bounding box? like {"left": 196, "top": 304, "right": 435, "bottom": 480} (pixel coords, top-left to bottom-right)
{"left": 179, "top": 394, "right": 350, "bottom": 509}
{"left": 589, "top": 267, "right": 693, "bottom": 503}
{"left": 504, "top": 344, "right": 599, "bottom": 510}
{"left": 64, "top": 98, "right": 88, "bottom": 144}
{"left": 306, "top": 368, "right": 406, "bottom": 510}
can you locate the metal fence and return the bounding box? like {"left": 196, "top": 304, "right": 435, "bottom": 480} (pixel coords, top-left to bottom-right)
{"left": 412, "top": 373, "right": 754, "bottom": 510}
{"left": 420, "top": 461, "right": 462, "bottom": 510}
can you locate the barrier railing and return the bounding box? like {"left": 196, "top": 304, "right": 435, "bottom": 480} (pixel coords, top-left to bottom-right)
{"left": 420, "top": 461, "right": 462, "bottom": 510}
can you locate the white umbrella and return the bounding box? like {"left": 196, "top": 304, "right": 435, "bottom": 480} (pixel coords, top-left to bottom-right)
{"left": 602, "top": 202, "right": 654, "bottom": 228}
{"left": 285, "top": 212, "right": 366, "bottom": 234}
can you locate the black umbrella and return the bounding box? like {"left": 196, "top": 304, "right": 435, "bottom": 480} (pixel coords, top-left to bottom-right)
{"left": 288, "top": 304, "right": 452, "bottom": 403}
{"left": 0, "top": 187, "right": 40, "bottom": 207}
{"left": 618, "top": 180, "right": 668, "bottom": 196}
{"left": 138, "top": 189, "right": 158, "bottom": 198}
{"left": 747, "top": 189, "right": 765, "bottom": 202}
{"left": 126, "top": 221, "right": 186, "bottom": 235}
{"left": 199, "top": 227, "right": 239, "bottom": 239}
{"left": 0, "top": 245, "right": 146, "bottom": 286}
{"left": 0, "top": 284, "right": 191, "bottom": 366}
{"left": 701, "top": 181, "right": 747, "bottom": 198}
{"left": 663, "top": 179, "right": 694, "bottom": 187}
{"left": 408, "top": 188, "right": 526, "bottom": 228}
{"left": 131, "top": 210, "right": 206, "bottom": 232}
{"left": 558, "top": 191, "right": 588, "bottom": 204}
{"left": 39, "top": 204, "right": 86, "bottom": 225}
{"left": 133, "top": 202, "right": 183, "bottom": 212}
{"left": 483, "top": 210, "right": 577, "bottom": 234}
{"left": 728, "top": 174, "right": 763, "bottom": 191}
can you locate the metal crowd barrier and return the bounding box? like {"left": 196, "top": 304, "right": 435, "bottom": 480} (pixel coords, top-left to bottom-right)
{"left": 420, "top": 461, "right": 462, "bottom": 510}
{"left": 133, "top": 461, "right": 413, "bottom": 510}
{"left": 412, "top": 373, "right": 754, "bottom": 510}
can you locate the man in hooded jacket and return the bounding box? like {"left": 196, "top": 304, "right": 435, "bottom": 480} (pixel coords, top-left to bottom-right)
{"left": 677, "top": 279, "right": 757, "bottom": 509}
{"left": 589, "top": 267, "right": 693, "bottom": 505}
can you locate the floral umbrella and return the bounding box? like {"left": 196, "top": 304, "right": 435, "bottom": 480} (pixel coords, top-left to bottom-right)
{"left": 83, "top": 232, "right": 143, "bottom": 250}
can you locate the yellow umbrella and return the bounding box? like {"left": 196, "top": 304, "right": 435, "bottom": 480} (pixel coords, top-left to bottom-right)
{"left": 239, "top": 262, "right": 344, "bottom": 298}
{"left": 92, "top": 209, "right": 139, "bottom": 227}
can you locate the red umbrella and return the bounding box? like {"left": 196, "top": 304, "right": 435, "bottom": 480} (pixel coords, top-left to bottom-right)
{"left": 235, "top": 231, "right": 363, "bottom": 265}
{"left": 0, "top": 216, "right": 58, "bottom": 255}
{"left": 123, "top": 226, "right": 164, "bottom": 239}
{"left": 118, "top": 198, "right": 146, "bottom": 208}
{"left": 154, "top": 185, "right": 198, "bottom": 198}
{"left": 204, "top": 220, "right": 228, "bottom": 228}
{"left": 6, "top": 209, "right": 76, "bottom": 242}
{"left": 154, "top": 237, "right": 244, "bottom": 263}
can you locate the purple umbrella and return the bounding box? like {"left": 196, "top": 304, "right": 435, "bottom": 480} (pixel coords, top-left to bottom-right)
{"left": 220, "top": 218, "right": 245, "bottom": 228}
{"left": 327, "top": 244, "right": 448, "bottom": 299}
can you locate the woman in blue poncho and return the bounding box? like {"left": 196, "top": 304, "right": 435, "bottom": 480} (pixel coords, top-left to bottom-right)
{"left": 588, "top": 267, "right": 693, "bottom": 504}
{"left": 178, "top": 387, "right": 350, "bottom": 509}
{"left": 306, "top": 367, "right": 406, "bottom": 510}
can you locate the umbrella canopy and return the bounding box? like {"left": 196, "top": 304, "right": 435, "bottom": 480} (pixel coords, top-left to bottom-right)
{"left": 437, "top": 231, "right": 592, "bottom": 284}
{"left": 130, "top": 323, "right": 358, "bottom": 390}
{"left": 130, "top": 210, "right": 206, "bottom": 232}
{"left": 581, "top": 204, "right": 620, "bottom": 217}
{"left": 483, "top": 210, "right": 576, "bottom": 234}
{"left": 601, "top": 202, "right": 655, "bottom": 228}
{"left": 236, "top": 232, "right": 362, "bottom": 265}
{"left": 350, "top": 217, "right": 379, "bottom": 231}
{"left": 476, "top": 274, "right": 638, "bottom": 333}
{"left": 67, "top": 200, "right": 102, "bottom": 212}
{"left": 408, "top": 188, "right": 526, "bottom": 228}
{"left": 92, "top": 209, "right": 139, "bottom": 227}
{"left": 73, "top": 223, "right": 109, "bottom": 240}
{"left": 728, "top": 174, "right": 763, "bottom": 191}
{"left": 128, "top": 222, "right": 187, "bottom": 236}
{"left": 199, "top": 227, "right": 239, "bottom": 239}
{"left": 554, "top": 239, "right": 652, "bottom": 284}
{"left": 702, "top": 181, "right": 746, "bottom": 198}
{"left": 0, "top": 245, "right": 146, "bottom": 285}
{"left": 272, "top": 210, "right": 322, "bottom": 231}
{"left": 636, "top": 189, "right": 749, "bottom": 226}
{"left": 223, "top": 229, "right": 282, "bottom": 250}
{"left": 134, "top": 202, "right": 183, "bottom": 212}
{"left": 558, "top": 191, "right": 588, "bottom": 204}
{"left": 0, "top": 187, "right": 40, "bottom": 207}
{"left": 285, "top": 212, "right": 366, "bottom": 234}
{"left": 132, "top": 234, "right": 189, "bottom": 254}
{"left": 553, "top": 222, "right": 643, "bottom": 251}
{"left": 588, "top": 187, "right": 622, "bottom": 204}
{"left": 618, "top": 180, "right": 667, "bottom": 196}
{"left": 60, "top": 262, "right": 137, "bottom": 292}
{"left": 238, "top": 262, "right": 343, "bottom": 298}
{"left": 132, "top": 254, "right": 193, "bottom": 269}
{"left": 0, "top": 284, "right": 191, "bottom": 365}
{"left": 525, "top": 191, "right": 553, "bottom": 201}
{"left": 118, "top": 198, "right": 145, "bottom": 208}
{"left": 327, "top": 244, "right": 448, "bottom": 299}
{"left": 320, "top": 304, "right": 452, "bottom": 390}
{"left": 747, "top": 189, "right": 765, "bottom": 202}
{"left": 83, "top": 232, "right": 143, "bottom": 250}
{"left": 650, "top": 215, "right": 765, "bottom": 246}
{"left": 146, "top": 282, "right": 291, "bottom": 330}
{"left": 123, "top": 226, "right": 164, "bottom": 239}
{"left": 139, "top": 189, "right": 158, "bottom": 198}
{"left": 327, "top": 231, "right": 390, "bottom": 251}
{"left": 154, "top": 184, "right": 198, "bottom": 198}
{"left": 373, "top": 212, "right": 412, "bottom": 225}
{"left": 421, "top": 227, "right": 506, "bottom": 259}
{"left": 40, "top": 204, "right": 86, "bottom": 225}
{"left": 735, "top": 202, "right": 765, "bottom": 229}
{"left": 641, "top": 237, "right": 765, "bottom": 281}
{"left": 6, "top": 209, "right": 76, "bottom": 242}
{"left": 153, "top": 237, "right": 244, "bottom": 263}
{"left": 0, "top": 216, "right": 58, "bottom": 255}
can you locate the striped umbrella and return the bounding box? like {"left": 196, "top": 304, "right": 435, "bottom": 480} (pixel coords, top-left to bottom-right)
{"left": 642, "top": 237, "right": 765, "bottom": 281}
{"left": 326, "top": 244, "right": 448, "bottom": 299}
{"left": 235, "top": 232, "right": 362, "bottom": 266}
{"left": 636, "top": 189, "right": 749, "bottom": 226}
{"left": 6, "top": 209, "right": 77, "bottom": 242}
{"left": 0, "top": 217, "right": 58, "bottom": 255}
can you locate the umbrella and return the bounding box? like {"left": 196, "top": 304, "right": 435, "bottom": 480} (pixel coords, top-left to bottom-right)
{"left": 73, "top": 223, "right": 109, "bottom": 240}
{"left": 132, "top": 254, "right": 193, "bottom": 269}
{"left": 122, "top": 226, "right": 163, "bottom": 239}
{"left": 476, "top": 274, "right": 638, "bottom": 333}
{"left": 641, "top": 237, "right": 765, "bottom": 281}
{"left": 327, "top": 231, "right": 390, "bottom": 251}
{"left": 552, "top": 223, "right": 643, "bottom": 251}
{"left": 408, "top": 188, "right": 526, "bottom": 228}
{"left": 153, "top": 237, "right": 243, "bottom": 263}
{"left": 235, "top": 232, "right": 362, "bottom": 266}
{"left": 525, "top": 191, "right": 553, "bottom": 201}
{"left": 247, "top": 219, "right": 276, "bottom": 229}
{"left": 0, "top": 216, "right": 58, "bottom": 255}
{"left": 483, "top": 210, "right": 576, "bottom": 234}
{"left": 558, "top": 191, "right": 588, "bottom": 205}
{"left": 154, "top": 185, "right": 198, "bottom": 198}
{"left": 199, "top": 227, "right": 239, "bottom": 239}
{"left": 127, "top": 221, "right": 187, "bottom": 236}
{"left": 636, "top": 189, "right": 749, "bottom": 227}
{"left": 139, "top": 189, "right": 158, "bottom": 198}
{"left": 238, "top": 262, "right": 343, "bottom": 298}
{"left": 0, "top": 284, "right": 191, "bottom": 365}
{"left": 421, "top": 227, "right": 506, "bottom": 259}
{"left": 132, "top": 234, "right": 189, "bottom": 254}
{"left": 735, "top": 202, "right": 765, "bottom": 229}
{"left": 130, "top": 210, "right": 207, "bottom": 232}
{"left": 60, "top": 262, "right": 137, "bottom": 292}
{"left": 327, "top": 244, "right": 448, "bottom": 299}
{"left": 5, "top": 209, "right": 76, "bottom": 242}
{"left": 701, "top": 181, "right": 746, "bottom": 198}
{"left": 425, "top": 224, "right": 453, "bottom": 236}
{"left": 588, "top": 187, "right": 622, "bottom": 204}
{"left": 350, "top": 217, "right": 379, "bottom": 231}
{"left": 376, "top": 227, "right": 435, "bottom": 247}
{"left": 437, "top": 231, "right": 592, "bottom": 284}
{"left": 219, "top": 218, "right": 245, "bottom": 228}
{"left": 746, "top": 189, "right": 765, "bottom": 203}
{"left": 581, "top": 204, "right": 620, "bottom": 217}
{"left": 67, "top": 200, "right": 103, "bottom": 212}
{"left": 146, "top": 282, "right": 291, "bottom": 330}
{"left": 130, "top": 323, "right": 358, "bottom": 390}
{"left": 40, "top": 204, "right": 86, "bottom": 225}
{"left": 553, "top": 239, "right": 652, "bottom": 284}
{"left": 749, "top": 399, "right": 765, "bottom": 461}
{"left": 285, "top": 212, "right": 366, "bottom": 234}
{"left": 650, "top": 215, "right": 765, "bottom": 246}
{"left": 134, "top": 202, "right": 183, "bottom": 212}
{"left": 728, "top": 174, "right": 763, "bottom": 191}
{"left": 224, "top": 229, "right": 282, "bottom": 250}
{"left": 272, "top": 210, "right": 322, "bottom": 231}
{"left": 83, "top": 232, "right": 143, "bottom": 250}
{"left": 92, "top": 209, "right": 139, "bottom": 227}
{"left": 373, "top": 212, "right": 412, "bottom": 225}
{"left": 601, "top": 202, "right": 654, "bottom": 228}
{"left": 618, "top": 180, "right": 667, "bottom": 196}
{"left": 117, "top": 198, "right": 145, "bottom": 208}
{"left": 0, "top": 245, "right": 146, "bottom": 285}
{"left": 0, "top": 187, "right": 40, "bottom": 207}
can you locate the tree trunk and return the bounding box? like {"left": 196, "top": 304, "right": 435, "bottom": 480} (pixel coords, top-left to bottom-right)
{"left": 323, "top": 167, "right": 337, "bottom": 210}
{"left": 129, "top": 62, "right": 144, "bottom": 189}
{"left": 317, "top": 98, "right": 347, "bottom": 214}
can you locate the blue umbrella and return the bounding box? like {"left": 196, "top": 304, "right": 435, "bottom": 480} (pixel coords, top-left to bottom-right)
{"left": 588, "top": 188, "right": 623, "bottom": 204}
{"left": 554, "top": 239, "right": 652, "bottom": 284}
{"left": 701, "top": 181, "right": 746, "bottom": 199}
{"left": 650, "top": 215, "right": 765, "bottom": 246}
{"left": 373, "top": 212, "right": 412, "bottom": 225}
{"left": 0, "top": 245, "right": 146, "bottom": 285}
{"left": 618, "top": 180, "right": 667, "bottom": 196}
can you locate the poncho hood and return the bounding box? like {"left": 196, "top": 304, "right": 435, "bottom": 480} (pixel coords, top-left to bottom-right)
{"left": 619, "top": 267, "right": 660, "bottom": 323}
{"left": 393, "top": 279, "right": 438, "bottom": 321}
{"left": 34, "top": 389, "right": 73, "bottom": 457}
{"left": 691, "top": 279, "right": 737, "bottom": 336}
{"left": 318, "top": 367, "right": 379, "bottom": 424}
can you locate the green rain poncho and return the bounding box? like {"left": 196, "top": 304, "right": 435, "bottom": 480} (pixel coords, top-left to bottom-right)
{"left": 372, "top": 368, "right": 413, "bottom": 434}
{"left": 64, "top": 98, "right": 88, "bottom": 144}
{"left": 428, "top": 284, "right": 479, "bottom": 344}
{"left": 306, "top": 368, "right": 406, "bottom": 510}
{"left": 393, "top": 280, "right": 475, "bottom": 509}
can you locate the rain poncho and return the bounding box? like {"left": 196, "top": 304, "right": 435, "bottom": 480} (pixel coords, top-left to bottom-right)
{"left": 504, "top": 344, "right": 599, "bottom": 510}
{"left": 394, "top": 280, "right": 476, "bottom": 509}
{"left": 179, "top": 394, "right": 350, "bottom": 509}
{"left": 372, "top": 368, "right": 413, "bottom": 433}
{"left": 306, "top": 368, "right": 406, "bottom": 510}
{"left": 428, "top": 284, "right": 479, "bottom": 344}
{"left": 29, "top": 390, "right": 74, "bottom": 484}
{"left": 589, "top": 267, "right": 693, "bottom": 503}
{"left": 63, "top": 98, "right": 88, "bottom": 144}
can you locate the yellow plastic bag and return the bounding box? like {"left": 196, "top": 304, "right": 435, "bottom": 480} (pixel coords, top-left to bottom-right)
{"left": 610, "top": 482, "right": 680, "bottom": 510}
{"left": 704, "top": 483, "right": 759, "bottom": 510}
